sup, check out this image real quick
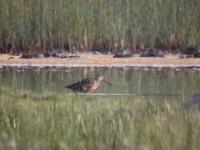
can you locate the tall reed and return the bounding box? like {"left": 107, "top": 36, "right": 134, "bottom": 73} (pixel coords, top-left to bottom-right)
{"left": 0, "top": 0, "right": 199, "bottom": 52}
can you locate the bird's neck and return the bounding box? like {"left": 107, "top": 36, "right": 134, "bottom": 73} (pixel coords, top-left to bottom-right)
{"left": 97, "top": 80, "right": 101, "bottom": 84}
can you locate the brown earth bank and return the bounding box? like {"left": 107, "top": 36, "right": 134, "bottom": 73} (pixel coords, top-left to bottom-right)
{"left": 1, "top": 53, "right": 200, "bottom": 68}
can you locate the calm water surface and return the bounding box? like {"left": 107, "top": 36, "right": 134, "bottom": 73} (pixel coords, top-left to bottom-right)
{"left": 0, "top": 67, "right": 200, "bottom": 100}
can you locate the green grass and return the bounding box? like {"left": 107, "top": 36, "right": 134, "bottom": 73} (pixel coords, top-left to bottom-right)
{"left": 0, "top": 0, "right": 200, "bottom": 52}
{"left": 0, "top": 87, "right": 200, "bottom": 150}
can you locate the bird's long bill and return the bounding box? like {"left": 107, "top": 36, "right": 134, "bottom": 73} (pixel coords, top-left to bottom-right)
{"left": 103, "top": 80, "right": 113, "bottom": 86}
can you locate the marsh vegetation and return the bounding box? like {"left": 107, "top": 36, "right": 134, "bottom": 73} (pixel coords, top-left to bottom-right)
{"left": 0, "top": 0, "right": 200, "bottom": 52}
{"left": 0, "top": 87, "right": 200, "bottom": 150}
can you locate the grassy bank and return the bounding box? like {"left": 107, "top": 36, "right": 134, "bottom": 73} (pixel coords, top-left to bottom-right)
{"left": 0, "top": 0, "right": 200, "bottom": 52}
{"left": 0, "top": 88, "right": 199, "bottom": 150}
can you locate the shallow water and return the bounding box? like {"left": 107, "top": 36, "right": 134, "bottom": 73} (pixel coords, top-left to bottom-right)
{"left": 1, "top": 67, "right": 200, "bottom": 150}
{"left": 0, "top": 67, "right": 200, "bottom": 101}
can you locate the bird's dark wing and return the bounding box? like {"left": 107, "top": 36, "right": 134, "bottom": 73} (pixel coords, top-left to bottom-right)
{"left": 80, "top": 78, "right": 95, "bottom": 90}
{"left": 81, "top": 78, "right": 94, "bottom": 84}
{"left": 65, "top": 81, "right": 82, "bottom": 91}
{"left": 65, "top": 78, "right": 95, "bottom": 93}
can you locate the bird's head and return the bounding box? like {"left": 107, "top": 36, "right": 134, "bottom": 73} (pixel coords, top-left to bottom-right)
{"left": 96, "top": 75, "right": 104, "bottom": 81}
{"left": 96, "top": 75, "right": 113, "bottom": 86}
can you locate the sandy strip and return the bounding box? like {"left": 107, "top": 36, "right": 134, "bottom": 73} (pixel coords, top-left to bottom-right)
{"left": 0, "top": 53, "right": 200, "bottom": 68}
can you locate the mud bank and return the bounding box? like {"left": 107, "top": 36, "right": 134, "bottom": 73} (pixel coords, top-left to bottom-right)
{"left": 0, "top": 53, "right": 200, "bottom": 68}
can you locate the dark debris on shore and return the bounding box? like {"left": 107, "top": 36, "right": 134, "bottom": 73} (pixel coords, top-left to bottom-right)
{"left": 180, "top": 46, "right": 200, "bottom": 58}
{"left": 111, "top": 46, "right": 200, "bottom": 58}
{"left": 2, "top": 44, "right": 200, "bottom": 59}
{"left": 21, "top": 49, "right": 80, "bottom": 59}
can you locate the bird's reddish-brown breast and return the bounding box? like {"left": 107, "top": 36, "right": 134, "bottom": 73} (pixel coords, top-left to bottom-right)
{"left": 87, "top": 80, "right": 101, "bottom": 93}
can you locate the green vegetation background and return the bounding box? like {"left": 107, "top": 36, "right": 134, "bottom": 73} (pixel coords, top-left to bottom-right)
{"left": 0, "top": 0, "right": 200, "bottom": 52}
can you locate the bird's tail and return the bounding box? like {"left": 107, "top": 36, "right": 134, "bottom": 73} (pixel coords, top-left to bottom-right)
{"left": 65, "top": 85, "right": 72, "bottom": 89}
{"left": 65, "top": 83, "right": 78, "bottom": 89}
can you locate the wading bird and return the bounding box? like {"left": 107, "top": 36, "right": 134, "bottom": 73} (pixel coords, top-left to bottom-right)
{"left": 65, "top": 75, "right": 112, "bottom": 93}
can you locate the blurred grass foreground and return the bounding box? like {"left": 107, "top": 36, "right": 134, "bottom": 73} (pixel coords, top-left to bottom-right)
{"left": 0, "top": 88, "right": 200, "bottom": 150}
{"left": 0, "top": 0, "right": 200, "bottom": 52}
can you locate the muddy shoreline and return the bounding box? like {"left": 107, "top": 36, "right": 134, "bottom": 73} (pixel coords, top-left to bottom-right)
{"left": 0, "top": 53, "right": 200, "bottom": 69}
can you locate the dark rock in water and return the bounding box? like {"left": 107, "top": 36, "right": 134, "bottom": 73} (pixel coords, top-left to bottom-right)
{"left": 183, "top": 47, "right": 197, "bottom": 55}
{"left": 179, "top": 54, "right": 193, "bottom": 59}
{"left": 91, "top": 48, "right": 111, "bottom": 54}
{"left": 21, "top": 53, "right": 39, "bottom": 59}
{"left": 43, "top": 51, "right": 51, "bottom": 58}
{"left": 44, "top": 50, "right": 80, "bottom": 58}
{"left": 193, "top": 51, "right": 200, "bottom": 58}
{"left": 185, "top": 93, "right": 200, "bottom": 110}
{"left": 37, "top": 54, "right": 44, "bottom": 58}
{"left": 68, "top": 54, "right": 80, "bottom": 58}
{"left": 52, "top": 52, "right": 59, "bottom": 58}
{"left": 44, "top": 49, "right": 65, "bottom": 58}
{"left": 21, "top": 53, "right": 32, "bottom": 59}
{"left": 53, "top": 53, "right": 80, "bottom": 58}
{"left": 21, "top": 49, "right": 81, "bottom": 59}
{"left": 55, "top": 53, "right": 68, "bottom": 58}
{"left": 140, "top": 49, "right": 164, "bottom": 57}
{"left": 44, "top": 50, "right": 65, "bottom": 58}
{"left": 113, "top": 50, "right": 133, "bottom": 58}
{"left": 181, "top": 47, "right": 200, "bottom": 58}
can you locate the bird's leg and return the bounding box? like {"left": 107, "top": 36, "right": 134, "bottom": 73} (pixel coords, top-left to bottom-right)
{"left": 73, "top": 90, "right": 79, "bottom": 95}
{"left": 103, "top": 80, "right": 113, "bottom": 86}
